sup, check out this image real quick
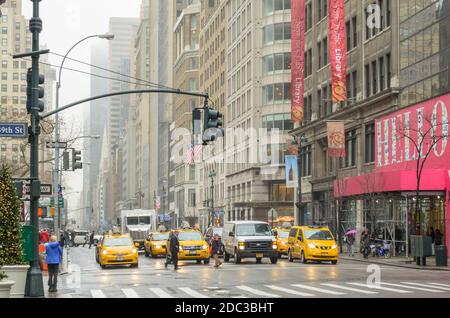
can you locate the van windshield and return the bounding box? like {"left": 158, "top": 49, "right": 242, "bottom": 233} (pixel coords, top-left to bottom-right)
{"left": 304, "top": 230, "right": 334, "bottom": 241}
{"left": 236, "top": 224, "right": 272, "bottom": 236}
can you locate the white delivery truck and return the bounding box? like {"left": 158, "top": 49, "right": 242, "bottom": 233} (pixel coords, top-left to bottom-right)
{"left": 120, "top": 210, "right": 156, "bottom": 250}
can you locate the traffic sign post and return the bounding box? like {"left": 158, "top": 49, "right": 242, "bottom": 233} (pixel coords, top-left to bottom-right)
{"left": 0, "top": 123, "right": 27, "bottom": 138}
{"left": 268, "top": 208, "right": 278, "bottom": 226}
{"left": 46, "top": 141, "right": 68, "bottom": 149}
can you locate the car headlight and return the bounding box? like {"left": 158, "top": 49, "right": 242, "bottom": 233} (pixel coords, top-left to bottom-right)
{"left": 331, "top": 245, "right": 337, "bottom": 249}
{"left": 132, "top": 249, "right": 137, "bottom": 254}
{"left": 307, "top": 243, "right": 316, "bottom": 249}
{"left": 179, "top": 246, "right": 184, "bottom": 251}
{"left": 272, "top": 241, "right": 277, "bottom": 249}
{"left": 102, "top": 250, "right": 108, "bottom": 255}
{"left": 202, "top": 244, "right": 208, "bottom": 250}
{"left": 154, "top": 245, "right": 161, "bottom": 249}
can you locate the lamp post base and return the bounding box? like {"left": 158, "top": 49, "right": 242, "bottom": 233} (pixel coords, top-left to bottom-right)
{"left": 24, "top": 266, "right": 45, "bottom": 298}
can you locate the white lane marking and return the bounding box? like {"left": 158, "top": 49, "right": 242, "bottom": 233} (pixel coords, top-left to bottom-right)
{"left": 265, "top": 285, "right": 314, "bottom": 297}
{"left": 122, "top": 288, "right": 140, "bottom": 298}
{"left": 149, "top": 288, "right": 174, "bottom": 298}
{"left": 291, "top": 284, "right": 346, "bottom": 295}
{"left": 321, "top": 283, "right": 378, "bottom": 295}
{"left": 348, "top": 283, "right": 412, "bottom": 294}
{"left": 91, "top": 289, "right": 106, "bottom": 298}
{"left": 401, "top": 282, "right": 450, "bottom": 291}
{"left": 236, "top": 286, "right": 281, "bottom": 298}
{"left": 428, "top": 283, "right": 450, "bottom": 288}
{"left": 381, "top": 282, "right": 444, "bottom": 293}
{"left": 179, "top": 287, "right": 210, "bottom": 298}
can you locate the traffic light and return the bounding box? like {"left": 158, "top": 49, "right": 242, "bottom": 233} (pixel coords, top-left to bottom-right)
{"left": 203, "top": 107, "right": 223, "bottom": 144}
{"left": 63, "top": 151, "right": 70, "bottom": 171}
{"left": 72, "top": 149, "right": 82, "bottom": 171}
{"left": 26, "top": 67, "right": 45, "bottom": 113}
{"left": 14, "top": 181, "right": 23, "bottom": 199}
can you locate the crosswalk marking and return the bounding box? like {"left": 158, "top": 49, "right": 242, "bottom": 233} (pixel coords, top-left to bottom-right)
{"left": 149, "top": 288, "right": 174, "bottom": 298}
{"left": 321, "top": 283, "right": 378, "bottom": 295}
{"left": 291, "top": 284, "right": 346, "bottom": 295}
{"left": 348, "top": 283, "right": 412, "bottom": 294}
{"left": 428, "top": 282, "right": 450, "bottom": 288}
{"left": 401, "top": 282, "right": 450, "bottom": 291}
{"left": 236, "top": 286, "right": 281, "bottom": 298}
{"left": 265, "top": 285, "right": 314, "bottom": 297}
{"left": 179, "top": 287, "right": 210, "bottom": 298}
{"left": 380, "top": 282, "right": 443, "bottom": 293}
{"left": 122, "top": 288, "right": 140, "bottom": 298}
{"left": 91, "top": 289, "right": 106, "bottom": 298}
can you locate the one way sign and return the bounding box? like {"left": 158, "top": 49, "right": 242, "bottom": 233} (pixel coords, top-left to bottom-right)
{"left": 46, "top": 141, "right": 68, "bottom": 149}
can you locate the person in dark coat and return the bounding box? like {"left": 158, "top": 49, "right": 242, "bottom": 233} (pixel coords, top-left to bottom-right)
{"left": 360, "top": 229, "right": 371, "bottom": 259}
{"left": 211, "top": 234, "right": 223, "bottom": 268}
{"left": 435, "top": 229, "right": 443, "bottom": 246}
{"left": 165, "top": 230, "right": 180, "bottom": 270}
{"left": 45, "top": 236, "right": 63, "bottom": 293}
{"left": 88, "top": 231, "right": 95, "bottom": 249}
{"left": 70, "top": 231, "right": 76, "bottom": 246}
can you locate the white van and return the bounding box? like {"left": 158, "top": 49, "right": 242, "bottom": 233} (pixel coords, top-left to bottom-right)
{"left": 72, "top": 230, "right": 90, "bottom": 247}
{"left": 222, "top": 221, "right": 278, "bottom": 264}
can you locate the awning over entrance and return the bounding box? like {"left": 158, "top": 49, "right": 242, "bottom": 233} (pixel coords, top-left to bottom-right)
{"left": 334, "top": 169, "right": 450, "bottom": 198}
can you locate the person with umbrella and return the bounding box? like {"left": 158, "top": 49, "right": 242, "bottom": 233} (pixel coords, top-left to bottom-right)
{"left": 345, "top": 228, "right": 357, "bottom": 257}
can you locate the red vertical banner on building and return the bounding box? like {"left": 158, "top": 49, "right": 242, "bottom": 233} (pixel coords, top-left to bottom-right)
{"left": 327, "top": 121, "right": 346, "bottom": 157}
{"left": 329, "top": 0, "right": 347, "bottom": 102}
{"left": 291, "top": 0, "right": 306, "bottom": 123}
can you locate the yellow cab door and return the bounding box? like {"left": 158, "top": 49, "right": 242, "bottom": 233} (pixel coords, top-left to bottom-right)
{"left": 289, "top": 228, "right": 300, "bottom": 258}
{"left": 297, "top": 229, "right": 306, "bottom": 256}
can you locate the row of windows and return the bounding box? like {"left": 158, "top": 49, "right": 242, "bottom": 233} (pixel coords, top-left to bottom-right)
{"left": 262, "top": 82, "right": 291, "bottom": 105}
{"left": 365, "top": 0, "right": 392, "bottom": 40}
{"left": 365, "top": 53, "right": 392, "bottom": 98}
{"left": 1, "top": 72, "right": 27, "bottom": 81}
{"left": 263, "top": 22, "right": 291, "bottom": 45}
{"left": 263, "top": 0, "right": 291, "bottom": 16}
{"left": 262, "top": 113, "right": 294, "bottom": 132}
{"left": 262, "top": 52, "right": 291, "bottom": 75}
{"left": 0, "top": 95, "right": 27, "bottom": 105}
{"left": 0, "top": 144, "right": 21, "bottom": 152}
{"left": 1, "top": 60, "right": 29, "bottom": 69}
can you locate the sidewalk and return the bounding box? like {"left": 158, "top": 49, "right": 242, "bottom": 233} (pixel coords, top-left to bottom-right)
{"left": 341, "top": 253, "right": 450, "bottom": 271}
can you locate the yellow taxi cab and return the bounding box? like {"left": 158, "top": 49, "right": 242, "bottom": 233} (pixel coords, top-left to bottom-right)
{"left": 273, "top": 228, "right": 290, "bottom": 258}
{"left": 144, "top": 232, "right": 169, "bottom": 258}
{"left": 97, "top": 233, "right": 139, "bottom": 269}
{"left": 287, "top": 226, "right": 338, "bottom": 264}
{"left": 167, "top": 229, "right": 210, "bottom": 264}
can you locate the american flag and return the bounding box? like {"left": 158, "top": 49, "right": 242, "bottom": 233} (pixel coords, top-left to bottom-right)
{"left": 185, "top": 144, "right": 203, "bottom": 166}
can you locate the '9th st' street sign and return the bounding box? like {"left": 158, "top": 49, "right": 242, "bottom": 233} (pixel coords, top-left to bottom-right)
{"left": 0, "top": 123, "right": 27, "bottom": 138}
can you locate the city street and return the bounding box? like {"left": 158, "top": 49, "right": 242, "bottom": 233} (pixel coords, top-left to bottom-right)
{"left": 46, "top": 247, "right": 450, "bottom": 299}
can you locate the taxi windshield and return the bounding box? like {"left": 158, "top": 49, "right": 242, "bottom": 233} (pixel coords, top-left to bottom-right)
{"left": 178, "top": 232, "right": 203, "bottom": 241}
{"left": 304, "top": 230, "right": 334, "bottom": 241}
{"left": 153, "top": 233, "right": 169, "bottom": 241}
{"left": 277, "top": 231, "right": 289, "bottom": 238}
{"left": 236, "top": 224, "right": 272, "bottom": 236}
{"left": 103, "top": 237, "right": 133, "bottom": 247}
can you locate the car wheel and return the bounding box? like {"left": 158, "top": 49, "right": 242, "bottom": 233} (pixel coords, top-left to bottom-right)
{"left": 331, "top": 260, "right": 338, "bottom": 265}
{"left": 131, "top": 263, "right": 139, "bottom": 268}
{"left": 300, "top": 251, "right": 307, "bottom": 264}
{"left": 203, "top": 259, "right": 210, "bottom": 265}
{"left": 288, "top": 250, "right": 294, "bottom": 263}
{"left": 234, "top": 250, "right": 241, "bottom": 264}
{"left": 101, "top": 264, "right": 107, "bottom": 269}
{"left": 270, "top": 257, "right": 278, "bottom": 265}
{"left": 144, "top": 249, "right": 149, "bottom": 257}
{"left": 277, "top": 252, "right": 282, "bottom": 259}
{"left": 224, "top": 251, "right": 230, "bottom": 262}
{"left": 256, "top": 258, "right": 262, "bottom": 264}
{"left": 197, "top": 260, "right": 202, "bottom": 264}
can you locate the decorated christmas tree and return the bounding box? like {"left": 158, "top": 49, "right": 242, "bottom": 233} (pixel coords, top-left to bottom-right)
{"left": 0, "top": 165, "right": 24, "bottom": 268}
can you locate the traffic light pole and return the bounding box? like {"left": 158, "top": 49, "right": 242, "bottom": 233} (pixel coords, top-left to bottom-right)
{"left": 25, "top": 0, "right": 45, "bottom": 298}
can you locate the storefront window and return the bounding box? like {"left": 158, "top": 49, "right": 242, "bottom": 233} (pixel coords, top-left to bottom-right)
{"left": 269, "top": 183, "right": 294, "bottom": 201}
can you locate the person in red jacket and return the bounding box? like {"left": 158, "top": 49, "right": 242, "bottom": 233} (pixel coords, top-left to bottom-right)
{"left": 40, "top": 228, "right": 49, "bottom": 244}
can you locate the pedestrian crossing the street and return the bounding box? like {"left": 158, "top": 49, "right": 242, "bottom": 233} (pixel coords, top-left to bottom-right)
{"left": 75, "top": 281, "right": 450, "bottom": 298}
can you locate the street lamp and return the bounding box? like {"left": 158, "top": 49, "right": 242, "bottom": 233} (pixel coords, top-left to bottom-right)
{"left": 53, "top": 34, "right": 114, "bottom": 239}
{"left": 292, "top": 135, "right": 307, "bottom": 226}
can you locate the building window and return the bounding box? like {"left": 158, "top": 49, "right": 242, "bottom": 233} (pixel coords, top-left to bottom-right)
{"left": 305, "top": 2, "right": 312, "bottom": 31}
{"left": 262, "top": 83, "right": 291, "bottom": 105}
{"left": 365, "top": 64, "right": 371, "bottom": 97}
{"left": 263, "top": 22, "right": 291, "bottom": 45}
{"left": 365, "top": 123, "right": 375, "bottom": 163}
{"left": 318, "top": 37, "right": 328, "bottom": 68}
{"left": 345, "top": 130, "right": 357, "bottom": 167}
{"left": 301, "top": 145, "right": 312, "bottom": 176}
{"left": 263, "top": 52, "right": 291, "bottom": 74}
{"left": 317, "top": 0, "right": 328, "bottom": 21}
{"left": 263, "top": 0, "right": 291, "bottom": 16}
{"left": 262, "top": 113, "right": 293, "bottom": 132}
{"left": 269, "top": 183, "right": 294, "bottom": 201}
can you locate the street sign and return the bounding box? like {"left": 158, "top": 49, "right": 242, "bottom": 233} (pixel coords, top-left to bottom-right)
{"left": 0, "top": 123, "right": 27, "bottom": 138}
{"left": 46, "top": 141, "right": 68, "bottom": 149}
{"left": 24, "top": 183, "right": 52, "bottom": 196}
